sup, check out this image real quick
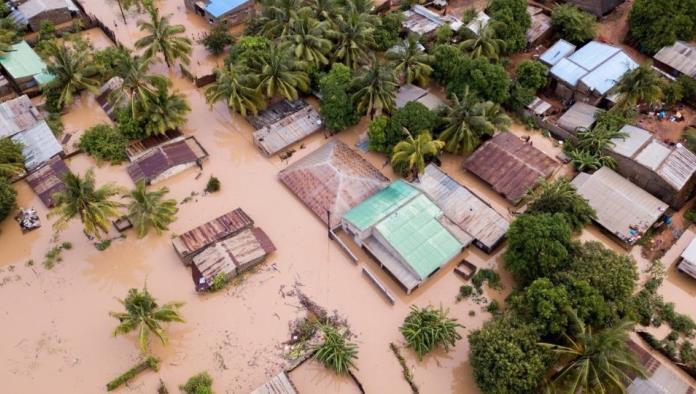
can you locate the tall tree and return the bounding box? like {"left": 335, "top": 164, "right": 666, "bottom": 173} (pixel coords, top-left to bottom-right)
{"left": 613, "top": 63, "right": 664, "bottom": 111}
{"left": 283, "top": 8, "right": 333, "bottom": 67}
{"left": 49, "top": 169, "right": 125, "bottom": 239}
{"left": 139, "top": 84, "right": 190, "bottom": 136}
{"left": 127, "top": 182, "right": 178, "bottom": 238}
{"left": 525, "top": 178, "right": 596, "bottom": 232}
{"left": 460, "top": 22, "right": 506, "bottom": 60}
{"left": 116, "top": 0, "right": 151, "bottom": 24}
{"left": 110, "top": 55, "right": 167, "bottom": 119}
{"left": 386, "top": 35, "right": 433, "bottom": 86}
{"left": 0, "top": 138, "right": 24, "bottom": 178}
{"left": 319, "top": 63, "right": 359, "bottom": 133}
{"left": 352, "top": 59, "right": 397, "bottom": 118}
{"left": 205, "top": 65, "right": 266, "bottom": 116}
{"left": 110, "top": 286, "right": 185, "bottom": 354}
{"left": 45, "top": 45, "right": 100, "bottom": 110}
{"left": 391, "top": 130, "right": 444, "bottom": 178}
{"left": 257, "top": 0, "right": 304, "bottom": 38}
{"left": 135, "top": 6, "right": 192, "bottom": 68}
{"left": 439, "top": 87, "right": 511, "bottom": 155}
{"left": 248, "top": 46, "right": 310, "bottom": 100}
{"left": 551, "top": 4, "right": 596, "bottom": 45}
{"left": 333, "top": 11, "right": 376, "bottom": 70}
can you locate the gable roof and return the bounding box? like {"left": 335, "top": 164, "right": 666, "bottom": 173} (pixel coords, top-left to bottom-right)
{"left": 126, "top": 137, "right": 207, "bottom": 184}
{"left": 463, "top": 133, "right": 558, "bottom": 204}
{"left": 0, "top": 41, "right": 54, "bottom": 84}
{"left": 278, "top": 139, "right": 389, "bottom": 228}
{"left": 539, "top": 39, "right": 576, "bottom": 66}
{"left": 172, "top": 208, "right": 254, "bottom": 262}
{"left": 402, "top": 5, "right": 463, "bottom": 35}
{"left": 11, "top": 120, "right": 63, "bottom": 170}
{"left": 0, "top": 95, "right": 43, "bottom": 138}
{"left": 250, "top": 100, "right": 323, "bottom": 156}
{"left": 654, "top": 41, "right": 696, "bottom": 79}
{"left": 557, "top": 102, "right": 600, "bottom": 133}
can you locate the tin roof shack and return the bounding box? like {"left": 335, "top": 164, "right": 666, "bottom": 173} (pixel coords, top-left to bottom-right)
{"left": 571, "top": 167, "right": 668, "bottom": 247}
{"left": 678, "top": 237, "right": 696, "bottom": 279}
{"left": 126, "top": 130, "right": 184, "bottom": 161}
{"left": 184, "top": 0, "right": 255, "bottom": 26}
{"left": 527, "top": 6, "right": 552, "bottom": 45}
{"left": 415, "top": 164, "right": 509, "bottom": 253}
{"left": 607, "top": 125, "right": 696, "bottom": 209}
{"left": 25, "top": 156, "right": 69, "bottom": 207}
{"left": 463, "top": 133, "right": 559, "bottom": 205}
{"left": 394, "top": 84, "right": 446, "bottom": 110}
{"left": 402, "top": 5, "right": 463, "bottom": 36}
{"left": 172, "top": 208, "right": 254, "bottom": 265}
{"left": 191, "top": 227, "right": 275, "bottom": 291}
{"left": 627, "top": 339, "right": 696, "bottom": 394}
{"left": 10, "top": 0, "right": 77, "bottom": 31}
{"left": 654, "top": 41, "right": 696, "bottom": 80}
{"left": 0, "top": 41, "right": 54, "bottom": 96}
{"left": 553, "top": 101, "right": 600, "bottom": 141}
{"left": 251, "top": 372, "right": 298, "bottom": 394}
{"left": 465, "top": 11, "right": 489, "bottom": 36}
{"left": 542, "top": 40, "right": 638, "bottom": 105}
{"left": 566, "top": 0, "right": 624, "bottom": 17}
{"left": 126, "top": 137, "right": 208, "bottom": 185}
{"left": 278, "top": 139, "right": 389, "bottom": 229}
{"left": 248, "top": 100, "right": 323, "bottom": 157}
{"left": 342, "top": 181, "right": 464, "bottom": 294}
{"left": 11, "top": 121, "right": 63, "bottom": 170}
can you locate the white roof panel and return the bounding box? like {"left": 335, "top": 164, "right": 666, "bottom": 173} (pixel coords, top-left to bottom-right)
{"left": 635, "top": 140, "right": 671, "bottom": 171}
{"left": 612, "top": 125, "right": 652, "bottom": 158}
{"left": 568, "top": 41, "right": 620, "bottom": 71}
{"left": 581, "top": 51, "right": 639, "bottom": 95}
{"left": 681, "top": 237, "right": 696, "bottom": 265}
{"left": 550, "top": 57, "right": 588, "bottom": 86}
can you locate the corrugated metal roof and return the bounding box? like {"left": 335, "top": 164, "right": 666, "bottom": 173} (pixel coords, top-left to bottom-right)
{"left": 681, "top": 237, "right": 696, "bottom": 265}
{"left": 278, "top": 139, "right": 389, "bottom": 229}
{"left": 0, "top": 41, "right": 54, "bottom": 83}
{"left": 172, "top": 208, "right": 254, "bottom": 262}
{"left": 539, "top": 39, "right": 576, "bottom": 66}
{"left": 635, "top": 140, "right": 671, "bottom": 171}
{"left": 205, "top": 0, "right": 250, "bottom": 17}
{"left": 557, "top": 102, "right": 599, "bottom": 132}
{"left": 612, "top": 125, "right": 652, "bottom": 158}
{"left": 654, "top": 41, "right": 696, "bottom": 78}
{"left": 580, "top": 51, "right": 638, "bottom": 95}
{"left": 250, "top": 371, "right": 298, "bottom": 394}
{"left": 417, "top": 93, "right": 445, "bottom": 110}
{"left": 17, "top": 0, "right": 72, "bottom": 20}
{"left": 568, "top": 41, "right": 620, "bottom": 70}
{"left": 25, "top": 156, "right": 69, "bottom": 207}
{"left": 416, "top": 164, "right": 509, "bottom": 251}
{"left": 551, "top": 58, "right": 589, "bottom": 86}
{"left": 126, "top": 137, "right": 207, "bottom": 184}
{"left": 526, "top": 97, "right": 552, "bottom": 116}
{"left": 571, "top": 167, "right": 667, "bottom": 245}
{"left": 395, "top": 84, "right": 428, "bottom": 108}
{"left": 402, "top": 5, "right": 463, "bottom": 35}
{"left": 0, "top": 95, "right": 43, "bottom": 138}
{"left": 343, "top": 180, "right": 419, "bottom": 232}
{"left": 466, "top": 11, "right": 489, "bottom": 36}
{"left": 657, "top": 144, "right": 696, "bottom": 190}
{"left": 250, "top": 100, "right": 323, "bottom": 156}
{"left": 527, "top": 8, "right": 551, "bottom": 43}
{"left": 11, "top": 120, "right": 63, "bottom": 170}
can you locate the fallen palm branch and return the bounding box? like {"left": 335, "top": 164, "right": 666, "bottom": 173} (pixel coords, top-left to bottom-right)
{"left": 106, "top": 356, "right": 160, "bottom": 391}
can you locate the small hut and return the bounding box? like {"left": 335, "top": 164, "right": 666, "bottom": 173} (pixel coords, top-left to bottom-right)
{"left": 126, "top": 137, "right": 208, "bottom": 185}
{"left": 248, "top": 100, "right": 323, "bottom": 156}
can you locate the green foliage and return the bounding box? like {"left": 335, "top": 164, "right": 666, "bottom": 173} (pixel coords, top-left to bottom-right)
{"left": 78, "top": 124, "right": 128, "bottom": 164}
{"left": 685, "top": 208, "right": 696, "bottom": 224}
{"left": 457, "top": 285, "right": 474, "bottom": 301}
{"left": 510, "top": 278, "right": 571, "bottom": 336}
{"left": 42, "top": 245, "right": 64, "bottom": 269}
{"left": 61, "top": 241, "right": 73, "bottom": 250}
{"left": 202, "top": 23, "right": 235, "bottom": 55}
{"left": 135, "top": 6, "right": 192, "bottom": 68}
{"left": 226, "top": 36, "right": 271, "bottom": 66}
{"left": 367, "top": 115, "right": 389, "bottom": 153}
{"left": 551, "top": 4, "right": 596, "bottom": 45}
{"left": 208, "top": 272, "right": 229, "bottom": 292}
{"left": 38, "top": 20, "right": 56, "bottom": 41}
{"left": 383, "top": 102, "right": 438, "bottom": 150}
{"left": 434, "top": 25, "right": 453, "bottom": 45}
{"left": 471, "top": 269, "right": 502, "bottom": 293}
{"left": 525, "top": 178, "right": 596, "bottom": 231}
{"left": 373, "top": 12, "right": 403, "bottom": 51}
{"left": 352, "top": 59, "right": 398, "bottom": 117}
{"left": 503, "top": 213, "right": 573, "bottom": 285}
{"left": 515, "top": 60, "right": 548, "bottom": 91}
{"left": 96, "top": 239, "right": 112, "bottom": 251}
{"left": 485, "top": 299, "right": 500, "bottom": 313}
{"left": 684, "top": 127, "right": 696, "bottom": 152}
{"left": 93, "top": 46, "right": 132, "bottom": 82}
{"left": 469, "top": 317, "right": 548, "bottom": 394}
{"left": 506, "top": 83, "right": 535, "bottom": 112}
{"left": 445, "top": 56, "right": 511, "bottom": 104}
{"left": 629, "top": 0, "right": 696, "bottom": 54}
{"left": 106, "top": 356, "right": 160, "bottom": 391}
{"left": 128, "top": 182, "right": 178, "bottom": 238}
{"left": 0, "top": 137, "right": 24, "bottom": 178}
{"left": 312, "top": 325, "right": 358, "bottom": 375}
{"left": 46, "top": 112, "right": 64, "bottom": 136}
{"left": 180, "top": 372, "right": 213, "bottom": 394}
{"left": 319, "top": 64, "right": 359, "bottom": 133}
{"left": 391, "top": 130, "right": 444, "bottom": 178}
{"left": 488, "top": 0, "right": 531, "bottom": 54}
{"left": 564, "top": 112, "right": 628, "bottom": 171}
{"left": 205, "top": 176, "right": 221, "bottom": 193}
{"left": 400, "top": 305, "right": 462, "bottom": 360}
{"left": 613, "top": 63, "right": 664, "bottom": 111}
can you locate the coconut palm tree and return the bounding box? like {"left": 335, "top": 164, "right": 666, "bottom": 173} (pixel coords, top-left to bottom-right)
{"left": 115, "top": 0, "right": 150, "bottom": 24}
{"left": 524, "top": 178, "right": 596, "bottom": 231}
{"left": 283, "top": 9, "right": 333, "bottom": 67}
{"left": 139, "top": 84, "right": 190, "bottom": 136}
{"left": 249, "top": 46, "right": 310, "bottom": 100}
{"left": 343, "top": 0, "right": 375, "bottom": 15}
{"left": 0, "top": 138, "right": 23, "bottom": 178}
{"left": 45, "top": 45, "right": 100, "bottom": 110}
{"left": 352, "top": 59, "right": 398, "bottom": 118}
{"left": 304, "top": 0, "right": 338, "bottom": 22}
{"left": 205, "top": 65, "right": 266, "bottom": 116}
{"left": 539, "top": 316, "right": 645, "bottom": 393}
{"left": 257, "top": 0, "right": 304, "bottom": 38}
{"left": 110, "top": 55, "right": 168, "bottom": 119}
{"left": 333, "top": 11, "right": 376, "bottom": 70}
{"left": 312, "top": 324, "right": 358, "bottom": 375}
{"left": 110, "top": 286, "right": 185, "bottom": 354}
{"left": 49, "top": 169, "right": 125, "bottom": 239}
{"left": 400, "top": 305, "right": 462, "bottom": 360}
{"left": 439, "top": 87, "right": 511, "bottom": 155}
{"left": 613, "top": 63, "right": 664, "bottom": 111}
{"left": 386, "top": 35, "right": 433, "bottom": 86}
{"left": 127, "top": 182, "right": 178, "bottom": 238}
{"left": 460, "top": 22, "right": 505, "bottom": 60}
{"left": 135, "top": 6, "right": 192, "bottom": 68}
{"left": 391, "top": 130, "right": 444, "bottom": 178}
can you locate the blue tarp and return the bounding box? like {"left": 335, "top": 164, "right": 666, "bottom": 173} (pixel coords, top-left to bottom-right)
{"left": 205, "top": 0, "right": 247, "bottom": 17}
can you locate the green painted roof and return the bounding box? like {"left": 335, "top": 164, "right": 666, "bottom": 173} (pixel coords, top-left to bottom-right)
{"left": 0, "top": 41, "right": 54, "bottom": 83}
{"left": 342, "top": 180, "right": 419, "bottom": 231}
{"left": 375, "top": 194, "right": 462, "bottom": 278}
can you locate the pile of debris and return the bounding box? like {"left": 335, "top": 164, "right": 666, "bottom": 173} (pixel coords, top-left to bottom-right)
{"left": 15, "top": 207, "right": 40, "bottom": 232}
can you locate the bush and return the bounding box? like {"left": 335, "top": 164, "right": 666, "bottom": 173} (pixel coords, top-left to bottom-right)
{"left": 471, "top": 269, "right": 502, "bottom": 293}
{"left": 180, "top": 372, "right": 213, "bottom": 394}
{"left": 312, "top": 325, "right": 358, "bottom": 374}
{"left": 384, "top": 102, "right": 438, "bottom": 148}
{"left": 551, "top": 4, "right": 596, "bottom": 45}
{"left": 373, "top": 12, "right": 403, "bottom": 51}
{"left": 202, "top": 23, "right": 235, "bottom": 55}
{"left": 515, "top": 60, "right": 548, "bottom": 91}
{"left": 400, "top": 305, "right": 462, "bottom": 360}
{"left": 367, "top": 115, "right": 389, "bottom": 153}
{"left": 457, "top": 285, "right": 474, "bottom": 301}
{"left": 0, "top": 177, "right": 16, "bottom": 222}
{"left": 205, "top": 176, "right": 221, "bottom": 193}
{"left": 510, "top": 278, "right": 571, "bottom": 336}
{"left": 78, "top": 124, "right": 128, "bottom": 164}
{"left": 208, "top": 272, "right": 229, "bottom": 292}
{"left": 629, "top": 0, "right": 696, "bottom": 54}
{"left": 488, "top": 0, "right": 531, "bottom": 54}
{"left": 319, "top": 64, "right": 359, "bottom": 133}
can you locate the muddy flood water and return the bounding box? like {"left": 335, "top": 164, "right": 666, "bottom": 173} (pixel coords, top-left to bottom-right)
{"left": 2, "top": 0, "right": 696, "bottom": 393}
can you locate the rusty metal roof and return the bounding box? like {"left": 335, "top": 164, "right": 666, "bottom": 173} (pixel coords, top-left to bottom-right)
{"left": 463, "top": 133, "right": 558, "bottom": 204}
{"left": 25, "top": 156, "right": 69, "bottom": 207}
{"left": 126, "top": 137, "right": 207, "bottom": 184}
{"left": 172, "top": 208, "right": 254, "bottom": 262}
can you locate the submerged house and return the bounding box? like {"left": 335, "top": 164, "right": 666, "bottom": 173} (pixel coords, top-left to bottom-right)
{"left": 251, "top": 372, "right": 298, "bottom": 394}
{"left": 126, "top": 137, "right": 208, "bottom": 185}
{"left": 607, "top": 125, "right": 696, "bottom": 209}
{"left": 571, "top": 167, "right": 668, "bottom": 247}
{"left": 25, "top": 156, "right": 69, "bottom": 207}
{"left": 172, "top": 208, "right": 255, "bottom": 265}
{"left": 402, "top": 5, "right": 463, "bottom": 36}
{"left": 565, "top": 0, "right": 624, "bottom": 17}
{"left": 9, "top": 0, "right": 77, "bottom": 31}
{"left": 541, "top": 39, "right": 638, "bottom": 105}
{"left": 627, "top": 339, "right": 696, "bottom": 393}
{"left": 653, "top": 41, "right": 696, "bottom": 80}
{"left": 463, "top": 133, "right": 559, "bottom": 205}
{"left": 278, "top": 139, "right": 389, "bottom": 229}
{"left": 395, "top": 84, "right": 446, "bottom": 111}
{"left": 184, "top": 0, "right": 255, "bottom": 25}
{"left": 95, "top": 76, "right": 123, "bottom": 120}
{"left": 191, "top": 227, "right": 275, "bottom": 291}
{"left": 415, "top": 164, "right": 509, "bottom": 253}
{"left": 0, "top": 41, "right": 54, "bottom": 95}
{"left": 248, "top": 100, "right": 323, "bottom": 157}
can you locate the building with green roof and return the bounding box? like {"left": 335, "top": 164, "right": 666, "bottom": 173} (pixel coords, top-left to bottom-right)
{"left": 0, "top": 41, "right": 54, "bottom": 94}
{"left": 342, "top": 180, "right": 464, "bottom": 293}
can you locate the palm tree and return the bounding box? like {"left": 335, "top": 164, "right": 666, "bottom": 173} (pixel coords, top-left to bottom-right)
{"left": 110, "top": 55, "right": 168, "bottom": 119}
{"left": 249, "top": 46, "right": 310, "bottom": 100}
{"left": 45, "top": 45, "right": 100, "bottom": 110}
{"left": 139, "top": 84, "right": 190, "bottom": 136}
{"left": 386, "top": 35, "right": 433, "bottom": 86}
{"left": 343, "top": 0, "right": 375, "bottom": 15}
{"left": 283, "top": 9, "right": 333, "bottom": 67}
{"left": 49, "top": 169, "right": 125, "bottom": 239}
{"left": 460, "top": 22, "right": 505, "bottom": 60}
{"left": 115, "top": 0, "right": 150, "bottom": 24}
{"left": 304, "top": 0, "right": 338, "bottom": 22}
{"left": 613, "top": 63, "right": 663, "bottom": 111}
{"left": 205, "top": 65, "right": 266, "bottom": 116}
{"left": 110, "top": 286, "right": 185, "bottom": 354}
{"left": 127, "top": 182, "right": 178, "bottom": 238}
{"left": 400, "top": 305, "right": 462, "bottom": 360}
{"left": 439, "top": 87, "right": 511, "bottom": 155}
{"left": 257, "top": 0, "right": 304, "bottom": 38}
{"left": 333, "top": 11, "right": 376, "bottom": 70}
{"left": 135, "top": 6, "right": 192, "bottom": 68}
{"left": 0, "top": 138, "right": 24, "bottom": 178}
{"left": 524, "top": 178, "right": 596, "bottom": 231}
{"left": 312, "top": 324, "right": 358, "bottom": 375}
{"left": 539, "top": 316, "right": 645, "bottom": 393}
{"left": 391, "top": 130, "right": 444, "bottom": 178}
{"left": 352, "top": 59, "right": 398, "bottom": 118}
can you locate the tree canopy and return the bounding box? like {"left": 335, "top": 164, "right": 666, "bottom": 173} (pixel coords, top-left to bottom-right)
{"left": 525, "top": 178, "right": 596, "bottom": 232}
{"left": 629, "top": 0, "right": 696, "bottom": 54}
{"left": 319, "top": 63, "right": 360, "bottom": 133}
{"left": 551, "top": 4, "right": 597, "bottom": 45}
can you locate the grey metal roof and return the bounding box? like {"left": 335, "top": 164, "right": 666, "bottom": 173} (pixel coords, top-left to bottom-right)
{"left": 557, "top": 102, "right": 599, "bottom": 132}
{"left": 466, "top": 11, "right": 489, "bottom": 36}
{"left": 526, "top": 97, "right": 552, "bottom": 116}
{"left": 249, "top": 100, "right": 323, "bottom": 156}
{"left": 250, "top": 371, "right": 298, "bottom": 394}
{"left": 395, "top": 84, "right": 428, "bottom": 108}
{"left": 0, "top": 95, "right": 43, "bottom": 138}
{"left": 539, "top": 39, "right": 576, "bottom": 66}
{"left": 16, "top": 0, "right": 75, "bottom": 20}
{"left": 402, "top": 5, "right": 463, "bottom": 35}
{"left": 635, "top": 140, "right": 672, "bottom": 171}
{"left": 654, "top": 41, "right": 696, "bottom": 78}
{"left": 526, "top": 7, "right": 551, "bottom": 43}
{"left": 656, "top": 144, "right": 696, "bottom": 190}
{"left": 11, "top": 120, "right": 63, "bottom": 171}
{"left": 612, "top": 125, "right": 652, "bottom": 158}
{"left": 681, "top": 237, "right": 696, "bottom": 265}
{"left": 571, "top": 167, "right": 668, "bottom": 245}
